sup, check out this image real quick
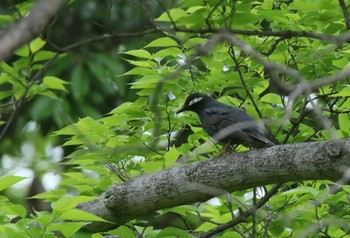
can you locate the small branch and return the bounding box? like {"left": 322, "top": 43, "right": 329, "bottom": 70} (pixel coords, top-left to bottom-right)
{"left": 0, "top": 52, "right": 60, "bottom": 143}
{"left": 228, "top": 47, "right": 263, "bottom": 119}
{"left": 339, "top": 0, "right": 350, "bottom": 30}
{"left": 48, "top": 28, "right": 157, "bottom": 52}
{"left": 197, "top": 183, "right": 283, "bottom": 238}
{"left": 262, "top": 37, "right": 285, "bottom": 56}
{"left": 205, "top": 0, "right": 224, "bottom": 29}
{"left": 308, "top": 66, "right": 350, "bottom": 91}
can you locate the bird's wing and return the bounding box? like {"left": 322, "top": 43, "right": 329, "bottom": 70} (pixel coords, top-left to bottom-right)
{"left": 203, "top": 105, "right": 253, "bottom": 126}
{"left": 243, "top": 127, "right": 275, "bottom": 146}
{"left": 202, "top": 105, "right": 253, "bottom": 135}
{"left": 203, "top": 105, "right": 274, "bottom": 146}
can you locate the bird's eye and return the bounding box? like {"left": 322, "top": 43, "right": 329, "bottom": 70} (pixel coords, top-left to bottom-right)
{"left": 188, "top": 97, "right": 203, "bottom": 106}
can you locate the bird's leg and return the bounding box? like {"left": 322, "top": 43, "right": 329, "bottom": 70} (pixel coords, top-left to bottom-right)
{"left": 219, "top": 141, "right": 235, "bottom": 155}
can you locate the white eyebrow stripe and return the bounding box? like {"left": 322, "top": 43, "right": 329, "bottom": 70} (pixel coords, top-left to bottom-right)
{"left": 188, "top": 97, "right": 203, "bottom": 106}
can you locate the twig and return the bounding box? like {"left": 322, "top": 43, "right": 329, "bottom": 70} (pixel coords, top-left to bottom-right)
{"left": 197, "top": 183, "right": 283, "bottom": 238}
{"left": 339, "top": 0, "right": 350, "bottom": 30}
{"left": 205, "top": 0, "right": 224, "bottom": 29}
{"left": 48, "top": 28, "right": 157, "bottom": 52}
{"left": 228, "top": 46, "right": 263, "bottom": 119}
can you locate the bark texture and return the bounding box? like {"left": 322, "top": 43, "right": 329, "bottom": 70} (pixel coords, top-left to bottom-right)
{"left": 77, "top": 139, "right": 350, "bottom": 232}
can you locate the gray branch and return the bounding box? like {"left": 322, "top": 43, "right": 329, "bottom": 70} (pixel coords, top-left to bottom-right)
{"left": 77, "top": 138, "right": 350, "bottom": 232}
{"left": 0, "top": 0, "right": 65, "bottom": 60}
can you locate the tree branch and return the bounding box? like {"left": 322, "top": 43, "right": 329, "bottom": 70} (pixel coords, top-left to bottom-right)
{"left": 339, "top": 0, "right": 350, "bottom": 30}
{"left": 77, "top": 138, "right": 350, "bottom": 232}
{"left": 0, "top": 0, "right": 65, "bottom": 61}
{"left": 165, "top": 26, "right": 350, "bottom": 44}
{"left": 197, "top": 183, "right": 283, "bottom": 238}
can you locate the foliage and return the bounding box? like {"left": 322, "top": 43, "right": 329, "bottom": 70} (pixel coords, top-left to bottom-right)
{"left": 0, "top": 0, "right": 350, "bottom": 237}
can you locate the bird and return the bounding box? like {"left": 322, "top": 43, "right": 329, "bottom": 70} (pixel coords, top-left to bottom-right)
{"left": 177, "top": 93, "right": 275, "bottom": 148}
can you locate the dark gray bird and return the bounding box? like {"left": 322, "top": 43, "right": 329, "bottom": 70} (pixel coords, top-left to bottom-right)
{"left": 177, "top": 93, "right": 275, "bottom": 148}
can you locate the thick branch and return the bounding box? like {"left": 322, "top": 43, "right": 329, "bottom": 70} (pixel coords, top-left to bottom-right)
{"left": 0, "top": 0, "right": 65, "bottom": 60}
{"left": 77, "top": 139, "right": 350, "bottom": 232}
{"left": 166, "top": 26, "right": 350, "bottom": 44}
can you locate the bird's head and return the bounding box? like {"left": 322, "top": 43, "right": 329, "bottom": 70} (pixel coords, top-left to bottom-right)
{"left": 177, "top": 93, "right": 213, "bottom": 114}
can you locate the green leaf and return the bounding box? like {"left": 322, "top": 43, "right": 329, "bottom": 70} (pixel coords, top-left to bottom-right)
{"left": 0, "top": 14, "right": 14, "bottom": 26}
{"left": 59, "top": 209, "right": 109, "bottom": 222}
{"left": 164, "top": 146, "right": 180, "bottom": 166}
{"left": 121, "top": 49, "right": 152, "bottom": 58}
{"left": 183, "top": 37, "right": 206, "bottom": 48}
{"left": 48, "top": 222, "right": 86, "bottom": 237}
{"left": 43, "top": 76, "right": 69, "bottom": 91}
{"left": 1, "top": 204, "right": 27, "bottom": 218}
{"left": 144, "top": 37, "right": 179, "bottom": 48}
{"left": 339, "top": 113, "right": 350, "bottom": 135}
{"left": 343, "top": 185, "right": 350, "bottom": 193}
{"left": 260, "top": 93, "right": 282, "bottom": 104}
{"left": 124, "top": 59, "right": 154, "bottom": 68}
{"left": 157, "top": 227, "right": 188, "bottom": 236}
{"left": 26, "top": 223, "right": 45, "bottom": 237}
{"left": 0, "top": 91, "right": 13, "bottom": 100}
{"left": 92, "top": 234, "right": 104, "bottom": 238}
{"left": 262, "top": 0, "right": 273, "bottom": 10}
{"left": 130, "top": 75, "right": 162, "bottom": 89}
{"left": 139, "top": 161, "right": 164, "bottom": 173}
{"left": 63, "top": 172, "right": 85, "bottom": 180}
{"left": 195, "top": 222, "right": 217, "bottom": 231}
{"left": 53, "top": 196, "right": 99, "bottom": 212}
{"left": 155, "top": 8, "right": 187, "bottom": 22}
{"left": 53, "top": 197, "right": 77, "bottom": 211}
{"left": 153, "top": 47, "right": 183, "bottom": 58}
{"left": 289, "top": 0, "right": 316, "bottom": 11}
{"left": 332, "top": 85, "right": 350, "bottom": 97}
{"left": 279, "top": 186, "right": 320, "bottom": 198}
{"left": 35, "top": 213, "right": 54, "bottom": 227}
{"left": 110, "top": 97, "right": 148, "bottom": 115}
{"left": 167, "top": 205, "right": 199, "bottom": 216}
{"left": 29, "top": 37, "right": 46, "bottom": 53}
{"left": 0, "top": 175, "right": 27, "bottom": 191}
{"left": 30, "top": 189, "right": 66, "bottom": 201}
{"left": 231, "top": 12, "right": 259, "bottom": 25}
{"left": 33, "top": 50, "right": 56, "bottom": 62}
{"left": 14, "top": 45, "right": 30, "bottom": 57}
{"left": 122, "top": 67, "right": 156, "bottom": 76}
{"left": 107, "top": 226, "right": 135, "bottom": 238}
{"left": 269, "top": 219, "right": 285, "bottom": 236}
{"left": 15, "top": 1, "right": 35, "bottom": 15}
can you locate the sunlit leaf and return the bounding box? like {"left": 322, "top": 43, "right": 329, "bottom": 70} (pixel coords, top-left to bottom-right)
{"left": 48, "top": 222, "right": 86, "bottom": 237}
{"left": 59, "top": 209, "right": 109, "bottom": 222}
{"left": 144, "top": 37, "right": 179, "bottom": 48}
{"left": 0, "top": 175, "right": 27, "bottom": 191}
{"left": 0, "top": 204, "right": 27, "bottom": 218}
{"left": 121, "top": 49, "right": 152, "bottom": 58}
{"left": 164, "top": 146, "right": 180, "bottom": 166}
{"left": 43, "top": 76, "right": 69, "bottom": 91}
{"left": 29, "top": 37, "right": 46, "bottom": 53}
